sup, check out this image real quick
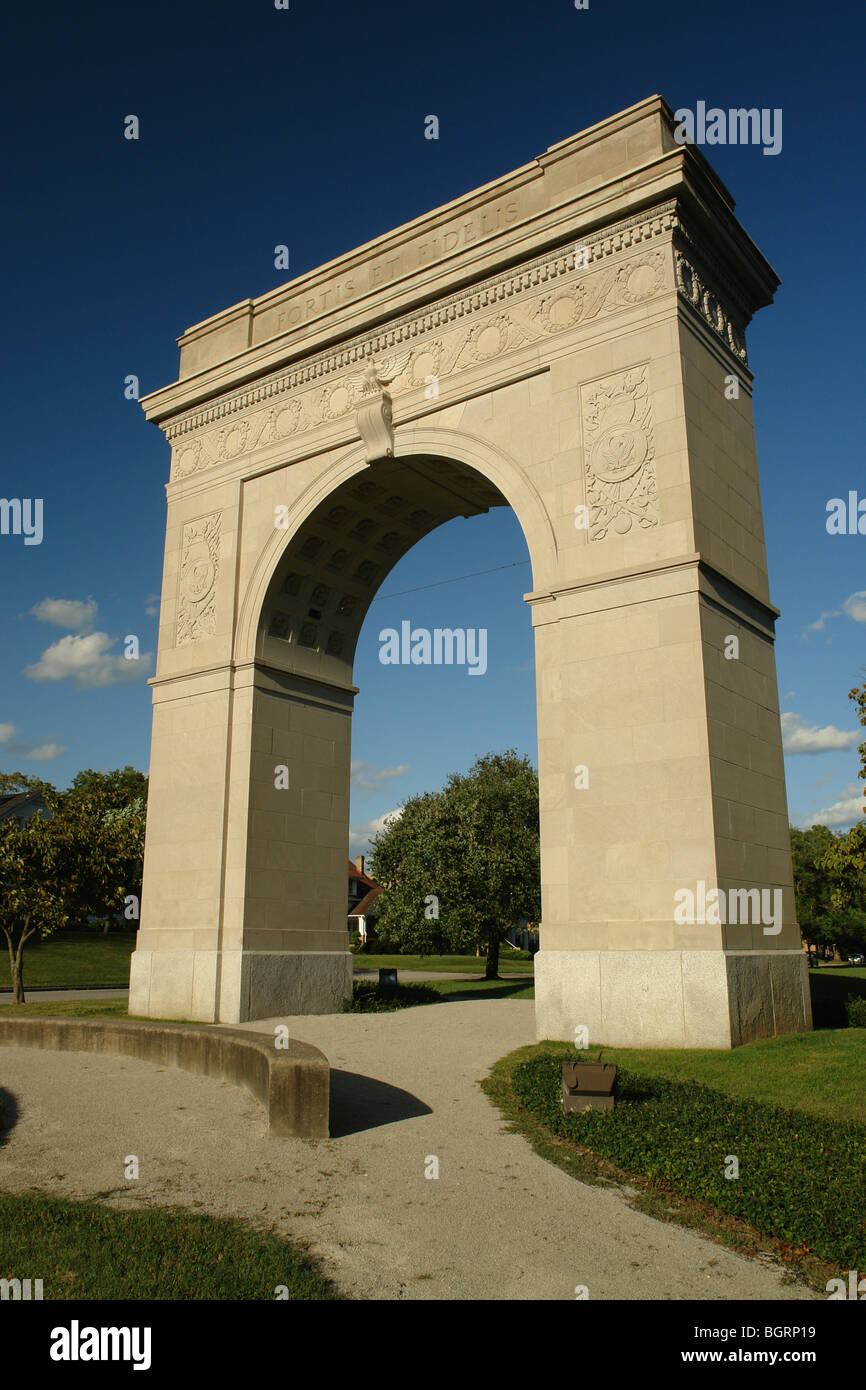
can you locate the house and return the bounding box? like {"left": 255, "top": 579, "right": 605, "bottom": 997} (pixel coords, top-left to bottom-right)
{"left": 0, "top": 790, "right": 50, "bottom": 827}
{"left": 348, "top": 855, "right": 377, "bottom": 910}
{"left": 348, "top": 855, "right": 382, "bottom": 946}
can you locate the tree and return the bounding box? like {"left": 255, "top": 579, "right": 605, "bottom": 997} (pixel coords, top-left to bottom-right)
{"left": 818, "top": 680, "right": 866, "bottom": 914}
{"left": 67, "top": 766, "right": 148, "bottom": 808}
{"left": 0, "top": 767, "right": 148, "bottom": 999}
{"left": 55, "top": 768, "right": 147, "bottom": 931}
{"left": 57, "top": 787, "right": 146, "bottom": 932}
{"left": 369, "top": 750, "right": 541, "bottom": 978}
{"left": 0, "top": 770, "right": 55, "bottom": 799}
{"left": 0, "top": 788, "right": 66, "bottom": 1002}
{"left": 790, "top": 824, "right": 866, "bottom": 956}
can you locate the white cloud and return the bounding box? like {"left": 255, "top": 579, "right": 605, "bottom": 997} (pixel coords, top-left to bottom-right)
{"left": 0, "top": 723, "right": 17, "bottom": 743}
{"left": 800, "top": 783, "right": 866, "bottom": 829}
{"left": 25, "top": 632, "right": 153, "bottom": 689}
{"left": 30, "top": 597, "right": 98, "bottom": 633}
{"left": 351, "top": 761, "right": 410, "bottom": 791}
{"left": 842, "top": 591, "right": 866, "bottom": 623}
{"left": 781, "top": 711, "right": 860, "bottom": 755}
{"left": 23, "top": 743, "right": 66, "bottom": 761}
{"left": 802, "top": 609, "right": 839, "bottom": 635}
{"left": 349, "top": 807, "right": 403, "bottom": 857}
{"left": 144, "top": 593, "right": 161, "bottom": 618}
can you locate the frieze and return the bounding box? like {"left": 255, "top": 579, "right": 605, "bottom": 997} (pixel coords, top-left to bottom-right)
{"left": 168, "top": 242, "right": 672, "bottom": 480}
{"left": 164, "top": 202, "right": 749, "bottom": 481}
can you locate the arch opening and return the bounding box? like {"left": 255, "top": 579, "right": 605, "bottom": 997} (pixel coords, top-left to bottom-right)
{"left": 257, "top": 454, "right": 510, "bottom": 686}
{"left": 239, "top": 453, "right": 532, "bottom": 1018}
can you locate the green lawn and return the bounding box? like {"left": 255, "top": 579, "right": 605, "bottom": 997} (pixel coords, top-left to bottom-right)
{"left": 0, "top": 997, "right": 131, "bottom": 1019}
{"left": 0, "top": 1190, "right": 342, "bottom": 1300}
{"left": 353, "top": 952, "right": 534, "bottom": 975}
{"left": 426, "top": 977, "right": 534, "bottom": 1001}
{"left": 0, "top": 939, "right": 535, "bottom": 994}
{"left": 513, "top": 1026, "right": 866, "bottom": 1125}
{"left": 1, "top": 932, "right": 135, "bottom": 991}
{"left": 0, "top": 978, "right": 534, "bottom": 1019}
{"left": 486, "top": 1035, "right": 866, "bottom": 1281}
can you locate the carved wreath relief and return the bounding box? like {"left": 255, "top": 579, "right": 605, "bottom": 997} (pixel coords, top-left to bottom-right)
{"left": 580, "top": 367, "right": 659, "bottom": 541}
{"left": 176, "top": 512, "right": 220, "bottom": 645}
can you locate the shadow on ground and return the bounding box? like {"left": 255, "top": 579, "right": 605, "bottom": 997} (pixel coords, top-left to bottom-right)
{"left": 329, "top": 1069, "right": 432, "bottom": 1138}
{"left": 810, "top": 971, "right": 866, "bottom": 1028}
{"left": 434, "top": 980, "right": 534, "bottom": 1003}
{"left": 0, "top": 1088, "right": 20, "bottom": 1145}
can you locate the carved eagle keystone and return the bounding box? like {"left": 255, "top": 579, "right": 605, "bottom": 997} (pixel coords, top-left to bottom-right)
{"left": 347, "top": 351, "right": 413, "bottom": 396}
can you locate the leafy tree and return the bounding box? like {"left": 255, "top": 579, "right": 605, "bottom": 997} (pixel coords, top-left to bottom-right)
{"left": 0, "top": 786, "right": 66, "bottom": 1002}
{"left": 58, "top": 768, "right": 147, "bottom": 931}
{"left": 369, "top": 750, "right": 541, "bottom": 978}
{"left": 0, "top": 771, "right": 55, "bottom": 799}
{"left": 790, "top": 824, "right": 866, "bottom": 956}
{"left": 67, "top": 766, "right": 148, "bottom": 809}
{"left": 57, "top": 787, "right": 146, "bottom": 932}
{"left": 818, "top": 681, "right": 866, "bottom": 916}
{"left": 0, "top": 767, "right": 148, "bottom": 999}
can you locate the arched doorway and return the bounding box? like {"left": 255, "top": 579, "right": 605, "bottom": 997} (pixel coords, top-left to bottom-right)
{"left": 235, "top": 447, "right": 539, "bottom": 1017}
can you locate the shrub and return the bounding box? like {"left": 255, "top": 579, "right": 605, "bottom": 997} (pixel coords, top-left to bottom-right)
{"left": 341, "top": 981, "right": 440, "bottom": 1013}
{"left": 846, "top": 995, "right": 866, "bottom": 1028}
{"left": 511, "top": 1053, "right": 866, "bottom": 1267}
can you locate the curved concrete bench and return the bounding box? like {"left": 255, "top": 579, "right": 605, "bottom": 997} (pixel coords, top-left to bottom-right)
{"left": 0, "top": 1017, "right": 329, "bottom": 1138}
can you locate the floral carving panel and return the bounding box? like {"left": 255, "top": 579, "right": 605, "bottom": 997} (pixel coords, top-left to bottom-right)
{"left": 176, "top": 512, "right": 221, "bottom": 645}
{"left": 580, "top": 367, "right": 659, "bottom": 541}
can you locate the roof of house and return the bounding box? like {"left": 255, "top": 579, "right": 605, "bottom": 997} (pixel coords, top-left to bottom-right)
{"left": 0, "top": 791, "right": 48, "bottom": 823}
{"left": 348, "top": 886, "right": 382, "bottom": 918}
{"left": 347, "top": 859, "right": 377, "bottom": 890}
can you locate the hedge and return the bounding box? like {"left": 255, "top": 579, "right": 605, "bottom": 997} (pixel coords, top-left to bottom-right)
{"left": 846, "top": 996, "right": 866, "bottom": 1028}
{"left": 341, "top": 981, "right": 440, "bottom": 1013}
{"left": 511, "top": 1054, "right": 866, "bottom": 1267}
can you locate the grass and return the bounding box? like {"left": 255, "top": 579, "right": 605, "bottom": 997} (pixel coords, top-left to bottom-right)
{"left": 482, "top": 1035, "right": 866, "bottom": 1290}
{"left": 1, "top": 931, "right": 135, "bottom": 991}
{"left": 0, "top": 998, "right": 131, "bottom": 1019}
{"left": 0, "top": 940, "right": 535, "bottom": 994}
{"left": 0, "top": 1190, "right": 342, "bottom": 1300}
{"left": 521, "top": 1028, "right": 866, "bottom": 1125}
{"left": 352, "top": 951, "right": 534, "bottom": 975}
{"left": 425, "top": 977, "right": 535, "bottom": 1001}
{"left": 0, "top": 978, "right": 534, "bottom": 1020}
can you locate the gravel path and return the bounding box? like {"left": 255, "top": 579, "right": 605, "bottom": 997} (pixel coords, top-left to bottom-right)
{"left": 0, "top": 999, "right": 814, "bottom": 1301}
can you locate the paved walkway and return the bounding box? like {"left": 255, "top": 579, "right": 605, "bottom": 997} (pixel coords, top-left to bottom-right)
{"left": 0, "top": 999, "right": 814, "bottom": 1301}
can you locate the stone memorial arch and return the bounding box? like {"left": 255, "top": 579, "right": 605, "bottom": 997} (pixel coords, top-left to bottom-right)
{"left": 130, "top": 96, "right": 812, "bottom": 1048}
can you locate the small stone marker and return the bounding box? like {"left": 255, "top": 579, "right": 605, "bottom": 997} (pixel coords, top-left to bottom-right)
{"left": 562, "top": 1061, "right": 617, "bottom": 1112}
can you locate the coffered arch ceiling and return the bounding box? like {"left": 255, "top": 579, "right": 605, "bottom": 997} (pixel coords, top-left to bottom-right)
{"left": 256, "top": 453, "right": 509, "bottom": 686}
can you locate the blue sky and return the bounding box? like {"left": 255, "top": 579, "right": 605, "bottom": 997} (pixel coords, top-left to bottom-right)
{"left": 1, "top": 0, "right": 863, "bottom": 855}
